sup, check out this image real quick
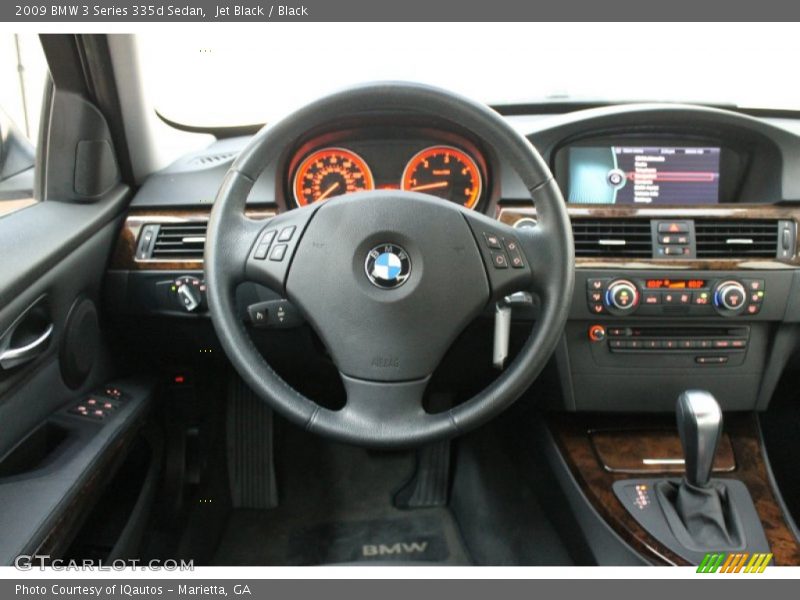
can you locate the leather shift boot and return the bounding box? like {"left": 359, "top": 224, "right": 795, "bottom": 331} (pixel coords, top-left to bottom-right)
{"left": 675, "top": 480, "right": 734, "bottom": 547}
{"left": 656, "top": 479, "right": 743, "bottom": 551}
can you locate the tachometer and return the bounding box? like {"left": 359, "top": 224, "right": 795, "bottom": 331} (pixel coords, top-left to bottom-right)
{"left": 402, "top": 145, "right": 482, "bottom": 209}
{"left": 293, "top": 147, "right": 374, "bottom": 206}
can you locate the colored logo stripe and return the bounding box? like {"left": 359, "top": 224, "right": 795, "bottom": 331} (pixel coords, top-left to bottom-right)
{"left": 697, "top": 553, "right": 725, "bottom": 573}
{"left": 697, "top": 552, "right": 772, "bottom": 573}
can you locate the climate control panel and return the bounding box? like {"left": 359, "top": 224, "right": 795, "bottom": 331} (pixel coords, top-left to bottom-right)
{"left": 587, "top": 277, "right": 765, "bottom": 317}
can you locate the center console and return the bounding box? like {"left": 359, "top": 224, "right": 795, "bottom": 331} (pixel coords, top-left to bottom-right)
{"left": 500, "top": 201, "right": 800, "bottom": 414}
{"left": 559, "top": 268, "right": 797, "bottom": 412}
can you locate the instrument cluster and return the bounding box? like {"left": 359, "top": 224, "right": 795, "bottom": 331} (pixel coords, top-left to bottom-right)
{"left": 288, "top": 132, "right": 487, "bottom": 210}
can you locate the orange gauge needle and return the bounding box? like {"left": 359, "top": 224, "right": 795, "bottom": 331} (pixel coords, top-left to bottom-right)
{"left": 409, "top": 181, "right": 449, "bottom": 192}
{"left": 317, "top": 181, "right": 341, "bottom": 201}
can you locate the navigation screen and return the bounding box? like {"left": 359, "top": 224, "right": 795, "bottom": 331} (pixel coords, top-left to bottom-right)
{"left": 567, "top": 146, "right": 721, "bottom": 205}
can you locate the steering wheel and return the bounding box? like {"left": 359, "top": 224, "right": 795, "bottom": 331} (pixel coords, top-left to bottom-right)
{"left": 206, "top": 82, "right": 574, "bottom": 448}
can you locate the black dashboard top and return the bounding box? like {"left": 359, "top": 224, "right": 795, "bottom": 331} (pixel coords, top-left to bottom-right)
{"left": 131, "top": 103, "right": 800, "bottom": 211}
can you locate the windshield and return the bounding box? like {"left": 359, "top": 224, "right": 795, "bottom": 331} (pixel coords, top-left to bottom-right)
{"left": 138, "top": 23, "right": 800, "bottom": 128}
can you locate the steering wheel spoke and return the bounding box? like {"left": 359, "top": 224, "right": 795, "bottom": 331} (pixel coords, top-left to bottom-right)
{"left": 304, "top": 372, "right": 458, "bottom": 448}
{"left": 341, "top": 373, "right": 429, "bottom": 420}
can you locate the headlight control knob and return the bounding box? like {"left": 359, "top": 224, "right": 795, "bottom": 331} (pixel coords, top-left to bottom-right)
{"left": 175, "top": 276, "right": 204, "bottom": 312}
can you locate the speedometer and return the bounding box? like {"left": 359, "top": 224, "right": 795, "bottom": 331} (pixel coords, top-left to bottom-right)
{"left": 293, "top": 147, "right": 374, "bottom": 206}
{"left": 401, "top": 145, "right": 482, "bottom": 209}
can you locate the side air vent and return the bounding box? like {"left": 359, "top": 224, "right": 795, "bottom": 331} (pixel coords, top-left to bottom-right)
{"left": 695, "top": 220, "right": 779, "bottom": 258}
{"left": 572, "top": 220, "right": 653, "bottom": 258}
{"left": 148, "top": 222, "right": 207, "bottom": 260}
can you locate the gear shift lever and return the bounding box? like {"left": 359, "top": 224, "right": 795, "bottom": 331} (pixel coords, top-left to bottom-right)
{"left": 615, "top": 389, "right": 769, "bottom": 560}
{"left": 676, "top": 390, "right": 723, "bottom": 487}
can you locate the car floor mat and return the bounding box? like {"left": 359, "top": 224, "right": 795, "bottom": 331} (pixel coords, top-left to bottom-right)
{"left": 213, "top": 508, "right": 470, "bottom": 566}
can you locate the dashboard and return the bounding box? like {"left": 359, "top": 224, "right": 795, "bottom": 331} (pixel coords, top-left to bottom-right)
{"left": 110, "top": 102, "right": 800, "bottom": 415}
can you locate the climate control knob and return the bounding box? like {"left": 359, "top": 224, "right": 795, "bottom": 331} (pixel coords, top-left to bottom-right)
{"left": 714, "top": 280, "right": 746, "bottom": 314}
{"left": 605, "top": 279, "right": 640, "bottom": 313}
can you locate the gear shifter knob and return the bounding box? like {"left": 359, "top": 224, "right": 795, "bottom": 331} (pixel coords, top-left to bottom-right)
{"left": 676, "top": 390, "right": 722, "bottom": 488}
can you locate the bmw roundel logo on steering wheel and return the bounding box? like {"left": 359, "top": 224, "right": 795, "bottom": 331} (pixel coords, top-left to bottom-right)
{"left": 365, "top": 244, "right": 411, "bottom": 289}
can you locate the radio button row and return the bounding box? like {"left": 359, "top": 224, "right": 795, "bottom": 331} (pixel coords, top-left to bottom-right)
{"left": 697, "top": 356, "right": 729, "bottom": 364}
{"left": 607, "top": 327, "right": 630, "bottom": 337}
{"left": 608, "top": 338, "right": 747, "bottom": 351}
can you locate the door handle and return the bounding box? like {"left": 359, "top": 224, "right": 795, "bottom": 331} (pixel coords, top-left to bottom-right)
{"left": 0, "top": 323, "right": 54, "bottom": 370}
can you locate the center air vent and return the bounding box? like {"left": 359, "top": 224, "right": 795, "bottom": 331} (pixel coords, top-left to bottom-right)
{"left": 695, "top": 220, "right": 779, "bottom": 258}
{"left": 189, "top": 151, "right": 237, "bottom": 166}
{"left": 572, "top": 220, "right": 652, "bottom": 258}
{"left": 149, "top": 223, "right": 207, "bottom": 260}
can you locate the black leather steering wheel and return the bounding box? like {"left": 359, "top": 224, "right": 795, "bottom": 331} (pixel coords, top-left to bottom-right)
{"left": 206, "top": 82, "right": 574, "bottom": 448}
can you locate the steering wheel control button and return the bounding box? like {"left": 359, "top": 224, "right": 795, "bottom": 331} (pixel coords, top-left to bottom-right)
{"left": 504, "top": 239, "right": 525, "bottom": 268}
{"left": 247, "top": 299, "right": 303, "bottom": 329}
{"left": 270, "top": 244, "right": 288, "bottom": 261}
{"left": 277, "top": 226, "right": 296, "bottom": 242}
{"left": 491, "top": 251, "right": 509, "bottom": 269}
{"left": 253, "top": 229, "right": 277, "bottom": 260}
{"left": 365, "top": 244, "right": 411, "bottom": 289}
{"left": 483, "top": 232, "right": 502, "bottom": 249}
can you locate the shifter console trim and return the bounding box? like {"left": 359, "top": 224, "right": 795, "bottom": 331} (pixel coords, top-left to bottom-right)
{"left": 613, "top": 478, "right": 769, "bottom": 564}
{"left": 549, "top": 413, "right": 800, "bottom": 565}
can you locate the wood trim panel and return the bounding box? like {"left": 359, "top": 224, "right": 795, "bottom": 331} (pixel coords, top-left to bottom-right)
{"left": 110, "top": 207, "right": 276, "bottom": 271}
{"left": 590, "top": 428, "right": 736, "bottom": 474}
{"left": 498, "top": 204, "right": 800, "bottom": 270}
{"left": 550, "top": 413, "right": 800, "bottom": 565}
{"left": 113, "top": 204, "right": 800, "bottom": 273}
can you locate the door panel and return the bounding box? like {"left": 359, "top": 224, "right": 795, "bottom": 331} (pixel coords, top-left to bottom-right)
{"left": 0, "top": 218, "right": 122, "bottom": 456}
{"left": 0, "top": 37, "right": 153, "bottom": 561}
